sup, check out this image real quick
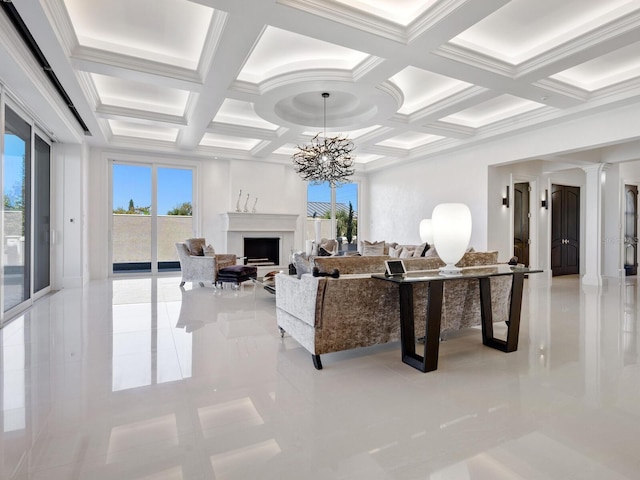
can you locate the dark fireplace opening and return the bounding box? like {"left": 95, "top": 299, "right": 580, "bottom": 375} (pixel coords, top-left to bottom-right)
{"left": 243, "top": 237, "right": 280, "bottom": 266}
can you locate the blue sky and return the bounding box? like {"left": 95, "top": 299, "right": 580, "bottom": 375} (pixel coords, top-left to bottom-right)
{"left": 308, "top": 182, "right": 358, "bottom": 211}
{"left": 4, "top": 135, "right": 26, "bottom": 205}
{"left": 112, "top": 165, "right": 193, "bottom": 215}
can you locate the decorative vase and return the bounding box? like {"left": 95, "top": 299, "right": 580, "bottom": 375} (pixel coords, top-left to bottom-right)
{"left": 419, "top": 218, "right": 434, "bottom": 244}
{"left": 432, "top": 203, "right": 472, "bottom": 275}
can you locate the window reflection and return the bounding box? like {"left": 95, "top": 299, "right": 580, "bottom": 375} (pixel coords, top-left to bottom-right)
{"left": 111, "top": 278, "right": 192, "bottom": 392}
{"left": 2, "top": 316, "right": 25, "bottom": 432}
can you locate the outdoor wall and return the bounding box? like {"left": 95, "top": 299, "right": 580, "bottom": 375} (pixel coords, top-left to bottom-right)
{"left": 111, "top": 215, "right": 192, "bottom": 262}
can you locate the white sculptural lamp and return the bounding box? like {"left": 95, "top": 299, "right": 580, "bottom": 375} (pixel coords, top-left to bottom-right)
{"left": 432, "top": 203, "right": 472, "bottom": 275}
{"left": 419, "top": 218, "right": 434, "bottom": 244}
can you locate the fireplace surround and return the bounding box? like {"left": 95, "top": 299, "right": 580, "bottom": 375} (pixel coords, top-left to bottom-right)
{"left": 221, "top": 213, "right": 298, "bottom": 267}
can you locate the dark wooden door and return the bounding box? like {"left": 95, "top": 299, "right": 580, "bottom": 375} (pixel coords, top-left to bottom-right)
{"left": 625, "top": 185, "right": 638, "bottom": 276}
{"left": 551, "top": 184, "right": 580, "bottom": 276}
{"left": 513, "top": 182, "right": 530, "bottom": 266}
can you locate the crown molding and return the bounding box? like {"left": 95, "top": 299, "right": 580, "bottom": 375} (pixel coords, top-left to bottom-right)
{"left": 95, "top": 105, "right": 188, "bottom": 127}
{"left": 207, "top": 121, "right": 279, "bottom": 140}
{"left": 71, "top": 45, "right": 203, "bottom": 87}
{"left": 434, "top": 43, "right": 515, "bottom": 78}
{"left": 533, "top": 79, "right": 589, "bottom": 101}
{"left": 196, "top": 9, "right": 228, "bottom": 76}
{"left": 517, "top": 9, "right": 640, "bottom": 77}
{"left": 276, "top": 0, "right": 407, "bottom": 43}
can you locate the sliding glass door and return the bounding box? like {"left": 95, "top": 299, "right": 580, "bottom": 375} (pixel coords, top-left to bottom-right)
{"left": 33, "top": 134, "right": 51, "bottom": 293}
{"left": 3, "top": 106, "right": 31, "bottom": 312}
{"left": 111, "top": 162, "right": 193, "bottom": 273}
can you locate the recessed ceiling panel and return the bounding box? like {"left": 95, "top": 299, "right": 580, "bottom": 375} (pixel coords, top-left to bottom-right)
{"left": 237, "top": 26, "right": 369, "bottom": 83}
{"left": 109, "top": 120, "right": 178, "bottom": 142}
{"left": 440, "top": 95, "right": 544, "bottom": 128}
{"left": 200, "top": 133, "right": 261, "bottom": 150}
{"left": 92, "top": 74, "right": 189, "bottom": 116}
{"left": 64, "top": 0, "right": 214, "bottom": 69}
{"left": 302, "top": 125, "right": 381, "bottom": 139}
{"left": 355, "top": 153, "right": 384, "bottom": 164}
{"left": 550, "top": 40, "right": 640, "bottom": 91}
{"left": 450, "top": 0, "right": 637, "bottom": 64}
{"left": 333, "top": 0, "right": 436, "bottom": 26}
{"left": 391, "top": 67, "right": 471, "bottom": 115}
{"left": 378, "top": 132, "right": 443, "bottom": 149}
{"left": 213, "top": 99, "right": 280, "bottom": 130}
{"left": 273, "top": 144, "right": 299, "bottom": 155}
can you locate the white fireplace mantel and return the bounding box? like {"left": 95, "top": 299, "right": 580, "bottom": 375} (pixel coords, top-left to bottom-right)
{"left": 221, "top": 212, "right": 298, "bottom": 232}
{"left": 221, "top": 213, "right": 299, "bottom": 266}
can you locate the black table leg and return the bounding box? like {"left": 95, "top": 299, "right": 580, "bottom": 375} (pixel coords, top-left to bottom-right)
{"left": 479, "top": 272, "right": 524, "bottom": 352}
{"left": 399, "top": 280, "right": 443, "bottom": 372}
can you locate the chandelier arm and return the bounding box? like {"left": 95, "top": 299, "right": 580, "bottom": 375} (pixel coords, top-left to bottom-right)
{"left": 292, "top": 92, "right": 355, "bottom": 185}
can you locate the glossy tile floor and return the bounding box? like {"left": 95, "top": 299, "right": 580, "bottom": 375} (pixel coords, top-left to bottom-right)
{"left": 1, "top": 274, "right": 640, "bottom": 479}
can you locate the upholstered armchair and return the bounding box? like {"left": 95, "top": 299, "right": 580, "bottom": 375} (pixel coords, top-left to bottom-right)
{"left": 175, "top": 240, "right": 237, "bottom": 287}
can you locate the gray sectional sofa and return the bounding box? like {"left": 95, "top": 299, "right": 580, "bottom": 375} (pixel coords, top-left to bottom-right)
{"left": 275, "top": 251, "right": 513, "bottom": 369}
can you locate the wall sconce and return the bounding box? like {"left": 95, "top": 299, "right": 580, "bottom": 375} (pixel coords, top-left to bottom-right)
{"left": 502, "top": 186, "right": 510, "bottom": 208}
{"left": 541, "top": 189, "right": 549, "bottom": 209}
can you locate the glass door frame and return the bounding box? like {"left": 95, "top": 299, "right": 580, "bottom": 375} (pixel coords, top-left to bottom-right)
{"left": 108, "top": 157, "right": 197, "bottom": 276}
{"left": 0, "top": 93, "right": 53, "bottom": 325}
{"left": 30, "top": 127, "right": 52, "bottom": 302}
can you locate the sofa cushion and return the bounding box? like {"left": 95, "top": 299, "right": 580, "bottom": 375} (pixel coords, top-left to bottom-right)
{"left": 313, "top": 255, "right": 388, "bottom": 274}
{"left": 185, "top": 238, "right": 206, "bottom": 256}
{"left": 361, "top": 240, "right": 385, "bottom": 256}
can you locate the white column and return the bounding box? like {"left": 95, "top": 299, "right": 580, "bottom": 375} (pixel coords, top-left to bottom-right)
{"left": 582, "top": 164, "right": 608, "bottom": 286}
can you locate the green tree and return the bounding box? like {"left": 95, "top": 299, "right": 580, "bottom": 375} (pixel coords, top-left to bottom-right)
{"left": 113, "top": 198, "right": 151, "bottom": 215}
{"left": 167, "top": 202, "right": 192, "bottom": 216}
{"left": 346, "top": 201, "right": 354, "bottom": 244}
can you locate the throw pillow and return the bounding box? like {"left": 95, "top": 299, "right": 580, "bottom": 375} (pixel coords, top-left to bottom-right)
{"left": 424, "top": 245, "right": 438, "bottom": 258}
{"left": 185, "top": 238, "right": 206, "bottom": 256}
{"left": 362, "top": 240, "right": 385, "bottom": 256}
{"left": 400, "top": 247, "right": 416, "bottom": 258}
{"left": 203, "top": 244, "right": 216, "bottom": 257}
{"left": 413, "top": 242, "right": 428, "bottom": 257}
{"left": 318, "top": 246, "right": 332, "bottom": 256}
{"left": 389, "top": 246, "right": 402, "bottom": 258}
{"left": 293, "top": 252, "right": 311, "bottom": 279}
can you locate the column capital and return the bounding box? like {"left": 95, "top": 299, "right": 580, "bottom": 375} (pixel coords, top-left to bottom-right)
{"left": 581, "top": 163, "right": 609, "bottom": 174}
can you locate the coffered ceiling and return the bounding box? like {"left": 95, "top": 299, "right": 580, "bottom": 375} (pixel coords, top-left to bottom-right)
{"left": 9, "top": 0, "right": 640, "bottom": 170}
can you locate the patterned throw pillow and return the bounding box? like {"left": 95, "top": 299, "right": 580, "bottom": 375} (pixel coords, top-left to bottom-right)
{"left": 185, "top": 238, "right": 206, "bottom": 256}
{"left": 389, "top": 246, "right": 402, "bottom": 258}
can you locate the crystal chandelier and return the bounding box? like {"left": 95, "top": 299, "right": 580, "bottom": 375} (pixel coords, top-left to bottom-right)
{"left": 292, "top": 92, "right": 355, "bottom": 186}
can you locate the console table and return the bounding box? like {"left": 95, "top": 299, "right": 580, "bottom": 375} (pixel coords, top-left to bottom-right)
{"left": 372, "top": 265, "right": 542, "bottom": 372}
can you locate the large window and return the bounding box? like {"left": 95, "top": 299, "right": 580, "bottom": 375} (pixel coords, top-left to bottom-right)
{"left": 111, "top": 162, "right": 194, "bottom": 273}
{"left": 306, "top": 181, "right": 358, "bottom": 253}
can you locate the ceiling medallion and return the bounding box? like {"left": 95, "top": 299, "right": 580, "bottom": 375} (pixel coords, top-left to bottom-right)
{"left": 292, "top": 92, "right": 355, "bottom": 186}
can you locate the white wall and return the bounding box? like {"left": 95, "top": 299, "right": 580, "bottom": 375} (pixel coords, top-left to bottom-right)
{"left": 368, "top": 153, "right": 489, "bottom": 252}
{"left": 54, "top": 142, "right": 88, "bottom": 288}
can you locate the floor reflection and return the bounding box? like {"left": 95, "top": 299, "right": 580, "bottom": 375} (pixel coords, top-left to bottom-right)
{"left": 1, "top": 275, "right": 640, "bottom": 479}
